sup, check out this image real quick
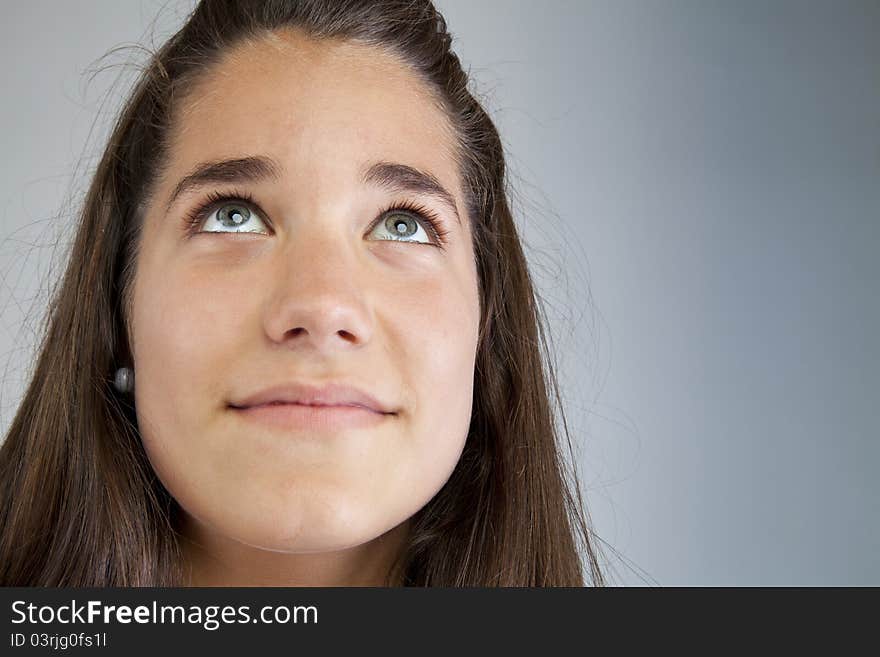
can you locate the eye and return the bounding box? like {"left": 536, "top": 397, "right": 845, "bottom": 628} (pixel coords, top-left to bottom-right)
{"left": 187, "top": 194, "right": 269, "bottom": 235}
{"left": 368, "top": 201, "right": 449, "bottom": 248}
{"left": 180, "top": 189, "right": 269, "bottom": 236}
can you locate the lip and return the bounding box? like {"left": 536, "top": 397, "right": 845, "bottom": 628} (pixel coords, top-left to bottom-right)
{"left": 230, "top": 382, "right": 395, "bottom": 415}
{"left": 232, "top": 402, "right": 388, "bottom": 432}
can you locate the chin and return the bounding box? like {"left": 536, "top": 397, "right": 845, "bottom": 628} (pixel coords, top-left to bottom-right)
{"left": 200, "top": 499, "right": 396, "bottom": 555}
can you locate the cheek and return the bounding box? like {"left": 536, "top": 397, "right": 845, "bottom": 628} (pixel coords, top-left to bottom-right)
{"left": 404, "top": 285, "right": 476, "bottom": 393}
{"left": 133, "top": 264, "right": 243, "bottom": 398}
{"left": 130, "top": 262, "right": 252, "bottom": 485}
{"left": 385, "top": 270, "right": 479, "bottom": 492}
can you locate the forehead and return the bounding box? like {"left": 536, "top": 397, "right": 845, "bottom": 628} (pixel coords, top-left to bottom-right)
{"left": 161, "top": 29, "right": 461, "bottom": 203}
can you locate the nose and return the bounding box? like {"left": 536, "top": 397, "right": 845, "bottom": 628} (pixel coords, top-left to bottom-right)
{"left": 263, "top": 229, "right": 373, "bottom": 354}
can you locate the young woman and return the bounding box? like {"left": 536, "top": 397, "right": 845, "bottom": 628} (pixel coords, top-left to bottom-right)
{"left": 0, "top": 0, "right": 605, "bottom": 587}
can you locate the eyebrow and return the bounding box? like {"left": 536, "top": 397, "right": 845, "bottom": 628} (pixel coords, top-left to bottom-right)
{"left": 361, "top": 161, "right": 461, "bottom": 226}
{"left": 166, "top": 156, "right": 281, "bottom": 213}
{"left": 165, "top": 155, "right": 461, "bottom": 225}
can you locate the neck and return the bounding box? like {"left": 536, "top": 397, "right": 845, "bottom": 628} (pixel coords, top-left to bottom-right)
{"left": 179, "top": 514, "right": 410, "bottom": 587}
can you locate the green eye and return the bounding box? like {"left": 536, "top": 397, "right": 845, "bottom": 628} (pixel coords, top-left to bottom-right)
{"left": 201, "top": 202, "right": 268, "bottom": 233}
{"left": 385, "top": 212, "right": 419, "bottom": 237}
{"left": 377, "top": 212, "right": 425, "bottom": 241}
{"left": 217, "top": 204, "right": 251, "bottom": 227}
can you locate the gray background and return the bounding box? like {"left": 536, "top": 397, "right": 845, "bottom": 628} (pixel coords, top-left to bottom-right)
{"left": 1, "top": 1, "right": 877, "bottom": 585}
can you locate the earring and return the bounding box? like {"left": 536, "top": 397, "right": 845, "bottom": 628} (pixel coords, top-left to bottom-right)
{"left": 114, "top": 367, "right": 134, "bottom": 394}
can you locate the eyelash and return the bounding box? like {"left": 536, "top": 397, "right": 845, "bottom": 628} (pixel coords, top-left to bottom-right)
{"left": 181, "top": 189, "right": 450, "bottom": 248}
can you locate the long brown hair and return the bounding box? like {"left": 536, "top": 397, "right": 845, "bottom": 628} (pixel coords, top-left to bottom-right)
{"left": 0, "top": 0, "right": 605, "bottom": 586}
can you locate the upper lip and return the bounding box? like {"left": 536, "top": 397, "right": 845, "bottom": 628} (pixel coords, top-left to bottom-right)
{"left": 230, "top": 382, "right": 395, "bottom": 414}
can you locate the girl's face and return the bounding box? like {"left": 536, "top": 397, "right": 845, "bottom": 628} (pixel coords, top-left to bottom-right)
{"left": 130, "top": 30, "right": 480, "bottom": 557}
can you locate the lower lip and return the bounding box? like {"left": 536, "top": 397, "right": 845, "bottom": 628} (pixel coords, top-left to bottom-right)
{"left": 231, "top": 403, "right": 390, "bottom": 432}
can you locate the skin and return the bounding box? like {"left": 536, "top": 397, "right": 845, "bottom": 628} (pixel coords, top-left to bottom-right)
{"left": 129, "top": 29, "right": 481, "bottom": 586}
